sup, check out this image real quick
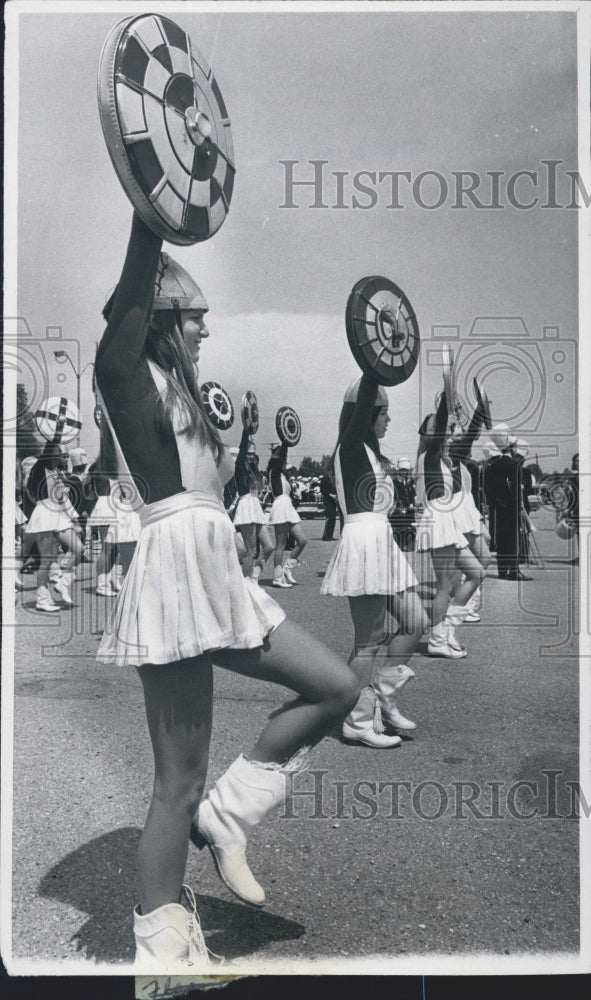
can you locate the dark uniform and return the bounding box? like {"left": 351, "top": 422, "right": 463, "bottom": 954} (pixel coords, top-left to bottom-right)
{"left": 319, "top": 474, "right": 338, "bottom": 541}
{"left": 390, "top": 472, "right": 416, "bottom": 551}
{"left": 484, "top": 451, "right": 521, "bottom": 578}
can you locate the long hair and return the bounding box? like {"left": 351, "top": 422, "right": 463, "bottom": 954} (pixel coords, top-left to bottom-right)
{"left": 145, "top": 312, "right": 224, "bottom": 464}
{"left": 329, "top": 401, "right": 386, "bottom": 476}
{"left": 96, "top": 311, "right": 224, "bottom": 470}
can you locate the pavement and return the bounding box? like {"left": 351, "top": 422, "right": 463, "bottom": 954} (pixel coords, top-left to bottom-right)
{"left": 6, "top": 505, "right": 582, "bottom": 973}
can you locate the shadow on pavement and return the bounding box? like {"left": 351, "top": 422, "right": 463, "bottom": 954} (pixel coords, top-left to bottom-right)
{"left": 38, "top": 827, "right": 305, "bottom": 965}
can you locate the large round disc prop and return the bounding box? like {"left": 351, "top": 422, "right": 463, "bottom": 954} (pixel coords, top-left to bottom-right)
{"left": 98, "top": 14, "right": 235, "bottom": 245}
{"left": 473, "top": 377, "right": 492, "bottom": 430}
{"left": 241, "top": 390, "right": 259, "bottom": 435}
{"left": 201, "top": 381, "right": 234, "bottom": 430}
{"left": 35, "top": 397, "right": 81, "bottom": 444}
{"left": 346, "top": 276, "right": 420, "bottom": 386}
{"left": 276, "top": 406, "right": 301, "bottom": 446}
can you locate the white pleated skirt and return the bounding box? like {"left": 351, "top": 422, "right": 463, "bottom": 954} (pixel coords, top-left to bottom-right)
{"left": 233, "top": 494, "right": 266, "bottom": 526}
{"left": 88, "top": 495, "right": 115, "bottom": 526}
{"left": 15, "top": 505, "right": 27, "bottom": 525}
{"left": 97, "top": 491, "right": 286, "bottom": 667}
{"left": 268, "top": 495, "right": 301, "bottom": 525}
{"left": 415, "top": 502, "right": 469, "bottom": 551}
{"left": 105, "top": 508, "right": 141, "bottom": 544}
{"left": 321, "top": 513, "right": 418, "bottom": 597}
{"left": 452, "top": 491, "right": 483, "bottom": 536}
{"left": 25, "top": 499, "right": 76, "bottom": 534}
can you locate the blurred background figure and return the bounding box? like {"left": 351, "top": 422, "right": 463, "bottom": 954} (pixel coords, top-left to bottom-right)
{"left": 319, "top": 471, "right": 339, "bottom": 541}
{"left": 389, "top": 457, "right": 416, "bottom": 552}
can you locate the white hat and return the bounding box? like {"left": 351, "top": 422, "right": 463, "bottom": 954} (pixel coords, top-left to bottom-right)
{"left": 228, "top": 446, "right": 240, "bottom": 457}
{"left": 490, "top": 423, "right": 511, "bottom": 450}
{"left": 513, "top": 438, "right": 529, "bottom": 457}
{"left": 343, "top": 376, "right": 388, "bottom": 408}
{"left": 69, "top": 447, "right": 88, "bottom": 467}
{"left": 482, "top": 440, "right": 502, "bottom": 459}
{"left": 397, "top": 457, "right": 411, "bottom": 470}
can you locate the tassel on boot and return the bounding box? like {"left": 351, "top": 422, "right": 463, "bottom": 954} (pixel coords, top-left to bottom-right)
{"left": 134, "top": 884, "right": 219, "bottom": 973}
{"left": 342, "top": 686, "right": 402, "bottom": 748}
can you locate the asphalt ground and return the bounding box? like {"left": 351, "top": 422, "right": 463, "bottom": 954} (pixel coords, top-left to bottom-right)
{"left": 6, "top": 505, "right": 581, "bottom": 974}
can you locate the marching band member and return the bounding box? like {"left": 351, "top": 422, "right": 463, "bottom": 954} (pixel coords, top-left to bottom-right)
{"left": 415, "top": 394, "right": 485, "bottom": 657}
{"left": 94, "top": 212, "right": 359, "bottom": 972}
{"left": 23, "top": 441, "right": 84, "bottom": 610}
{"left": 233, "top": 428, "right": 275, "bottom": 583}
{"left": 267, "top": 441, "right": 307, "bottom": 587}
{"left": 321, "top": 368, "right": 427, "bottom": 748}
{"left": 486, "top": 424, "right": 531, "bottom": 580}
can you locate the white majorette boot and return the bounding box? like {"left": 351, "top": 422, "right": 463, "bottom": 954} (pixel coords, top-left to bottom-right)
{"left": 342, "top": 686, "right": 402, "bottom": 748}
{"left": 444, "top": 601, "right": 471, "bottom": 653}
{"left": 426, "top": 620, "right": 467, "bottom": 659}
{"left": 53, "top": 569, "right": 75, "bottom": 605}
{"left": 193, "top": 748, "right": 310, "bottom": 907}
{"left": 250, "top": 564, "right": 262, "bottom": 586}
{"left": 36, "top": 586, "right": 60, "bottom": 613}
{"left": 133, "top": 884, "right": 217, "bottom": 973}
{"left": 96, "top": 572, "right": 118, "bottom": 597}
{"left": 282, "top": 558, "right": 298, "bottom": 585}
{"left": 372, "top": 663, "right": 416, "bottom": 732}
{"left": 463, "top": 586, "right": 481, "bottom": 623}
{"left": 272, "top": 566, "right": 292, "bottom": 588}
{"left": 48, "top": 561, "right": 62, "bottom": 583}
{"left": 109, "top": 564, "right": 123, "bottom": 592}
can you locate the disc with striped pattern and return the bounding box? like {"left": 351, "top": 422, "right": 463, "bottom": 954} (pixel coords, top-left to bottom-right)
{"left": 98, "top": 14, "right": 235, "bottom": 245}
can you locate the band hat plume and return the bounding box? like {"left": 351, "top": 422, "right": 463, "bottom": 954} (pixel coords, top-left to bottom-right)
{"left": 102, "top": 253, "right": 208, "bottom": 320}
{"left": 343, "top": 375, "right": 388, "bottom": 407}
{"left": 397, "top": 457, "right": 411, "bottom": 470}
{"left": 490, "top": 423, "right": 512, "bottom": 450}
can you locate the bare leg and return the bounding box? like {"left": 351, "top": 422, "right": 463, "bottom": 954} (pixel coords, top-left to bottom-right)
{"left": 35, "top": 532, "right": 58, "bottom": 588}
{"left": 137, "top": 656, "right": 213, "bottom": 914}
{"left": 385, "top": 590, "right": 429, "bottom": 663}
{"left": 237, "top": 523, "right": 257, "bottom": 577}
{"left": 453, "top": 547, "right": 486, "bottom": 603}
{"left": 255, "top": 524, "right": 275, "bottom": 569}
{"left": 429, "top": 546, "right": 458, "bottom": 625}
{"left": 273, "top": 523, "right": 288, "bottom": 569}
{"left": 213, "top": 619, "right": 360, "bottom": 763}
{"left": 346, "top": 595, "right": 388, "bottom": 686}
{"left": 118, "top": 541, "right": 137, "bottom": 575}
{"left": 287, "top": 522, "right": 307, "bottom": 562}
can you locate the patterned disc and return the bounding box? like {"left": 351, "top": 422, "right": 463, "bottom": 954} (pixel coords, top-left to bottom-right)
{"left": 35, "top": 397, "right": 81, "bottom": 444}
{"left": 201, "top": 380, "right": 234, "bottom": 430}
{"left": 241, "top": 390, "right": 259, "bottom": 435}
{"left": 473, "top": 377, "right": 492, "bottom": 430}
{"left": 345, "top": 276, "right": 420, "bottom": 386}
{"left": 98, "top": 14, "right": 235, "bottom": 245}
{"left": 276, "top": 406, "right": 301, "bottom": 446}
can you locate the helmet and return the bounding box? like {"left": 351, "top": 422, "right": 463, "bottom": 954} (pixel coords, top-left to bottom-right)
{"left": 153, "top": 253, "right": 208, "bottom": 312}
{"left": 102, "top": 253, "right": 207, "bottom": 320}
{"left": 343, "top": 375, "right": 388, "bottom": 408}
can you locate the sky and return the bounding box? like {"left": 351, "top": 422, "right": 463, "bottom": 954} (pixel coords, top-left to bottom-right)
{"left": 10, "top": 2, "right": 582, "bottom": 471}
